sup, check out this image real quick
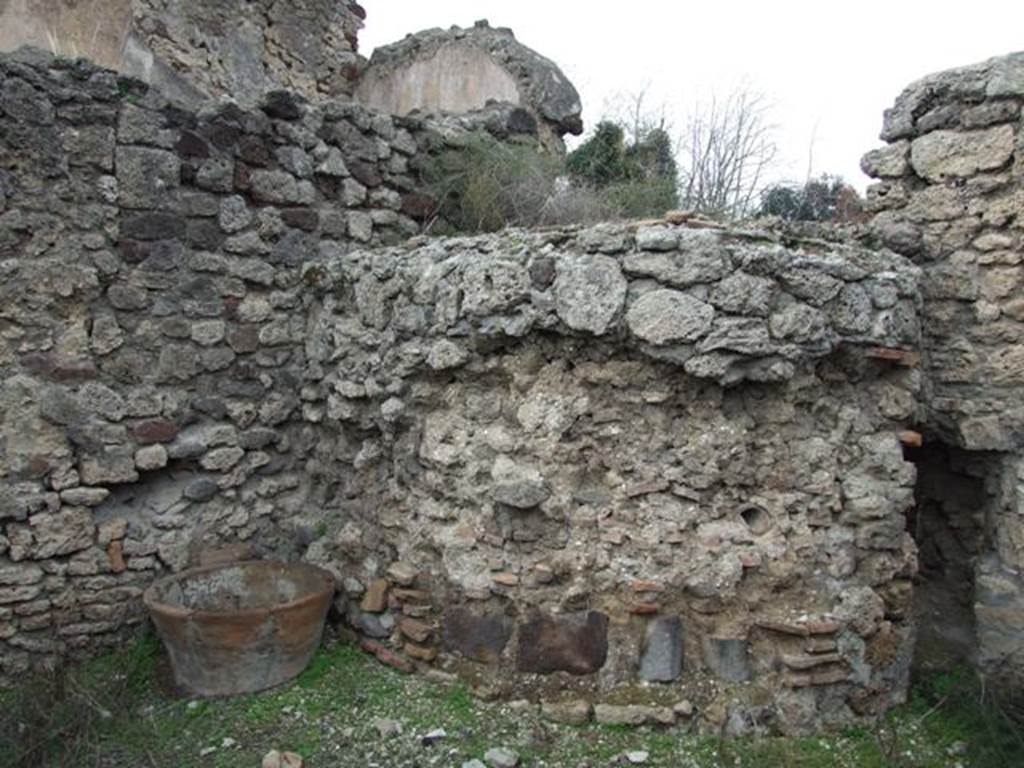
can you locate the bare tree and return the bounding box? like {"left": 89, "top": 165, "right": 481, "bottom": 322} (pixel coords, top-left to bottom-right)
{"left": 677, "top": 88, "right": 778, "bottom": 218}
{"left": 601, "top": 86, "right": 677, "bottom": 147}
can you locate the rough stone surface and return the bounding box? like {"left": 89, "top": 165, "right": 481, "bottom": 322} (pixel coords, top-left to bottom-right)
{"left": 863, "top": 51, "right": 1024, "bottom": 692}
{"left": 484, "top": 747, "right": 519, "bottom": 768}
{"left": 627, "top": 290, "right": 715, "bottom": 345}
{"left": 541, "top": 699, "right": 591, "bottom": 725}
{"left": 639, "top": 617, "right": 683, "bottom": 683}
{"left": 0, "top": 1, "right": 365, "bottom": 107}
{"left": 442, "top": 610, "right": 513, "bottom": 663}
{"left": 554, "top": 255, "right": 628, "bottom": 335}
{"left": 517, "top": 612, "right": 609, "bottom": 675}
{"left": 357, "top": 21, "right": 582, "bottom": 152}
{"left": 909, "top": 125, "right": 1015, "bottom": 181}
{"left": 701, "top": 637, "right": 751, "bottom": 683}
{"left": 4, "top": 44, "right": 1016, "bottom": 738}
{"left": 594, "top": 704, "right": 675, "bottom": 727}
{"left": 262, "top": 751, "right": 303, "bottom": 768}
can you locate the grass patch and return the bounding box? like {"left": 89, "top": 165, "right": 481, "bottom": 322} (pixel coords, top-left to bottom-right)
{"left": 1, "top": 637, "right": 1022, "bottom": 767}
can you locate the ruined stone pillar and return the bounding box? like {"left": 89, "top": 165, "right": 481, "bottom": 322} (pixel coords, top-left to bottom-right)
{"left": 863, "top": 52, "right": 1024, "bottom": 681}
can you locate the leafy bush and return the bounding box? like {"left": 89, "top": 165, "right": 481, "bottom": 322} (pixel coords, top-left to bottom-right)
{"left": 565, "top": 121, "right": 633, "bottom": 187}
{"left": 567, "top": 120, "right": 679, "bottom": 216}
{"left": 418, "top": 110, "right": 687, "bottom": 235}
{"left": 420, "top": 135, "right": 564, "bottom": 233}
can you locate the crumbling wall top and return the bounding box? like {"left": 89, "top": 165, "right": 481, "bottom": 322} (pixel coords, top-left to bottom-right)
{"left": 357, "top": 20, "right": 583, "bottom": 152}
{"left": 879, "top": 50, "right": 1024, "bottom": 142}
{"left": 862, "top": 49, "right": 1024, "bottom": 452}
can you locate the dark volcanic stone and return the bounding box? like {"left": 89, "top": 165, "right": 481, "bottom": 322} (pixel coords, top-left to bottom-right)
{"left": 348, "top": 159, "right": 382, "bottom": 188}
{"left": 119, "top": 239, "right": 149, "bottom": 264}
{"left": 237, "top": 136, "right": 271, "bottom": 166}
{"left": 132, "top": 418, "right": 180, "bottom": 445}
{"left": 507, "top": 107, "right": 539, "bottom": 135}
{"left": 203, "top": 121, "right": 241, "bottom": 151}
{"left": 218, "top": 377, "right": 264, "bottom": 398}
{"left": 442, "top": 609, "right": 513, "bottom": 664}
{"left": 281, "top": 208, "right": 319, "bottom": 232}
{"left": 184, "top": 477, "right": 219, "bottom": 502}
{"left": 233, "top": 162, "right": 251, "bottom": 191}
{"left": 492, "top": 478, "right": 550, "bottom": 509}
{"left": 186, "top": 219, "right": 225, "bottom": 250}
{"left": 400, "top": 192, "right": 437, "bottom": 221}
{"left": 240, "top": 427, "right": 280, "bottom": 450}
{"left": 50, "top": 363, "right": 98, "bottom": 383}
{"left": 262, "top": 90, "right": 305, "bottom": 121}
{"left": 270, "top": 230, "right": 314, "bottom": 267}
{"left": 517, "top": 611, "right": 609, "bottom": 675}
{"left": 23, "top": 353, "right": 97, "bottom": 384}
{"left": 227, "top": 325, "right": 259, "bottom": 354}
{"left": 162, "top": 104, "right": 197, "bottom": 130}
{"left": 141, "top": 240, "right": 185, "bottom": 272}
{"left": 107, "top": 284, "right": 149, "bottom": 310}
{"left": 529, "top": 256, "right": 556, "bottom": 289}
{"left": 176, "top": 130, "right": 210, "bottom": 159}
{"left": 639, "top": 617, "right": 683, "bottom": 682}
{"left": 121, "top": 212, "right": 186, "bottom": 241}
{"left": 192, "top": 396, "right": 228, "bottom": 420}
{"left": 701, "top": 636, "right": 750, "bottom": 682}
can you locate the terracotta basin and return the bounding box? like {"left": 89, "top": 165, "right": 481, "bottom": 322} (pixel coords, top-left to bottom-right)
{"left": 143, "top": 560, "right": 335, "bottom": 696}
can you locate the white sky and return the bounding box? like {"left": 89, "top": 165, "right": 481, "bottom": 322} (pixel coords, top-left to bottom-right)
{"left": 361, "top": 1, "right": 1024, "bottom": 192}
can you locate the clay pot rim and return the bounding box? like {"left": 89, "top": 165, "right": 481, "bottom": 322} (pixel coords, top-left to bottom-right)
{"left": 143, "top": 559, "right": 336, "bottom": 621}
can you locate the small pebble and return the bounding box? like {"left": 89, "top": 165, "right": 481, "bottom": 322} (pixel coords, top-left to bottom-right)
{"left": 372, "top": 717, "right": 403, "bottom": 738}
{"left": 485, "top": 746, "right": 520, "bottom": 767}
{"left": 421, "top": 728, "right": 447, "bottom": 745}
{"left": 262, "top": 750, "right": 304, "bottom": 768}
{"left": 673, "top": 699, "right": 694, "bottom": 717}
{"left": 626, "top": 751, "right": 649, "bottom": 765}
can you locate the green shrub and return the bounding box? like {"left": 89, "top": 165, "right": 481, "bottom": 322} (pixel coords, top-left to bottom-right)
{"left": 420, "top": 124, "right": 681, "bottom": 234}
{"left": 602, "top": 177, "right": 679, "bottom": 219}
{"left": 566, "top": 120, "right": 679, "bottom": 217}
{"left": 421, "top": 134, "right": 564, "bottom": 233}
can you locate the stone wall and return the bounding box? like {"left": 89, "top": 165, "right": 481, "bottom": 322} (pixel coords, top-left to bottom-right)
{"left": 862, "top": 51, "right": 1024, "bottom": 682}
{"left": 303, "top": 225, "right": 924, "bottom": 735}
{"left": 862, "top": 52, "right": 1024, "bottom": 450}
{"left": 0, "top": 50, "right": 931, "bottom": 734}
{"left": 0, "top": 0, "right": 366, "bottom": 106}
{"left": 0, "top": 46, "right": 433, "bottom": 668}
{"left": 0, "top": 5, "right": 585, "bottom": 156}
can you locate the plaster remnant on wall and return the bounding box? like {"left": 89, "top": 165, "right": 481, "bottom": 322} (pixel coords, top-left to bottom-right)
{"left": 357, "top": 20, "right": 583, "bottom": 152}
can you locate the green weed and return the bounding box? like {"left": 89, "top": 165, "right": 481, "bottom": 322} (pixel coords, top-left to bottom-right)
{"left": 3, "top": 640, "right": 1023, "bottom": 768}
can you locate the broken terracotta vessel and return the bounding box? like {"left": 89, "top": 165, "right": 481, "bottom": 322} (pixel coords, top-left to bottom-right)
{"left": 144, "top": 560, "right": 335, "bottom": 696}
